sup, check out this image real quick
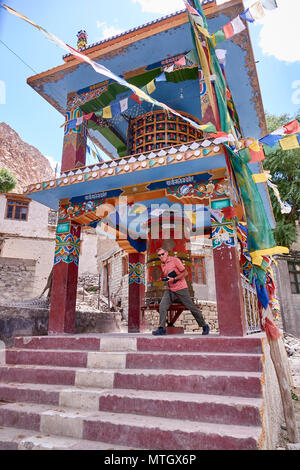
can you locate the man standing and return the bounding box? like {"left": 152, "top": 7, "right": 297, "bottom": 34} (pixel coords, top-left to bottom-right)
{"left": 152, "top": 248, "right": 210, "bottom": 336}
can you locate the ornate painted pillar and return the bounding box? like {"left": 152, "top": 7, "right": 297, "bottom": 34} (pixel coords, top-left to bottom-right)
{"left": 211, "top": 214, "right": 246, "bottom": 336}
{"left": 48, "top": 105, "right": 87, "bottom": 334}
{"left": 48, "top": 219, "right": 81, "bottom": 334}
{"left": 128, "top": 253, "right": 146, "bottom": 332}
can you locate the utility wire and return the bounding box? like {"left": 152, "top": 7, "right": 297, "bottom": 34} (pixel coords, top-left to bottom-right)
{"left": 0, "top": 38, "right": 38, "bottom": 74}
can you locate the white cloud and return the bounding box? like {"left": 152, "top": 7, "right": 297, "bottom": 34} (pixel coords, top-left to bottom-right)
{"left": 96, "top": 21, "right": 123, "bottom": 39}
{"left": 45, "top": 155, "right": 60, "bottom": 174}
{"left": 255, "top": 0, "right": 300, "bottom": 63}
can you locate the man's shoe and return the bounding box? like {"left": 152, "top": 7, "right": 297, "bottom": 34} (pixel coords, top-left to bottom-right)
{"left": 202, "top": 325, "right": 210, "bottom": 335}
{"left": 152, "top": 327, "right": 166, "bottom": 336}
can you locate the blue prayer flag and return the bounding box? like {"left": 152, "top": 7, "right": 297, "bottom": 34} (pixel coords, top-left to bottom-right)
{"left": 111, "top": 102, "right": 121, "bottom": 116}
{"left": 259, "top": 134, "right": 282, "bottom": 147}
{"left": 156, "top": 72, "right": 167, "bottom": 82}
{"left": 240, "top": 8, "right": 255, "bottom": 23}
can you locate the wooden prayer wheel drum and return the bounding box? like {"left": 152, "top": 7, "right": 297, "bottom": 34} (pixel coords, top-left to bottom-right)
{"left": 131, "top": 110, "right": 203, "bottom": 155}
{"left": 145, "top": 211, "right": 194, "bottom": 305}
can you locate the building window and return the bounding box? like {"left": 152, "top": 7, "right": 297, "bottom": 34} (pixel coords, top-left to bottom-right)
{"left": 122, "top": 255, "right": 128, "bottom": 276}
{"left": 191, "top": 256, "right": 206, "bottom": 284}
{"left": 5, "top": 198, "right": 29, "bottom": 221}
{"left": 288, "top": 261, "right": 300, "bottom": 294}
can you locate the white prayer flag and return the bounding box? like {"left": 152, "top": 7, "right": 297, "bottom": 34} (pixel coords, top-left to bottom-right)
{"left": 120, "top": 98, "right": 128, "bottom": 112}
{"left": 231, "top": 16, "right": 246, "bottom": 34}
{"left": 249, "top": 2, "right": 266, "bottom": 21}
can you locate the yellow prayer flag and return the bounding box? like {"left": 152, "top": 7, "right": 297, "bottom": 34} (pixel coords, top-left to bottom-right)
{"left": 252, "top": 173, "right": 268, "bottom": 183}
{"left": 211, "top": 34, "right": 216, "bottom": 48}
{"left": 146, "top": 80, "right": 156, "bottom": 95}
{"left": 249, "top": 140, "right": 261, "bottom": 152}
{"left": 279, "top": 135, "right": 299, "bottom": 151}
{"left": 103, "top": 106, "right": 112, "bottom": 119}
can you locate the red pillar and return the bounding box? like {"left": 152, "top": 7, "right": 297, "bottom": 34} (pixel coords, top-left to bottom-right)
{"left": 128, "top": 253, "right": 145, "bottom": 333}
{"left": 48, "top": 108, "right": 87, "bottom": 334}
{"left": 49, "top": 223, "right": 81, "bottom": 334}
{"left": 211, "top": 218, "right": 246, "bottom": 337}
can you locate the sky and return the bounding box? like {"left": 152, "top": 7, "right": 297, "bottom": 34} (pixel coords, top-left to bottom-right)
{"left": 0, "top": 0, "right": 300, "bottom": 172}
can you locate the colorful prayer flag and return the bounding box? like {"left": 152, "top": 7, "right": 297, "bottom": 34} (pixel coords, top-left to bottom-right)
{"left": 76, "top": 116, "right": 84, "bottom": 126}
{"left": 259, "top": 134, "right": 282, "bottom": 147}
{"left": 212, "top": 29, "right": 226, "bottom": 45}
{"left": 184, "top": 1, "right": 199, "bottom": 16}
{"left": 262, "top": 0, "right": 278, "bottom": 10}
{"left": 174, "top": 56, "right": 186, "bottom": 67}
{"left": 249, "top": 2, "right": 266, "bottom": 21}
{"left": 223, "top": 22, "right": 234, "bottom": 40}
{"left": 185, "top": 49, "right": 198, "bottom": 65}
{"left": 240, "top": 8, "right": 255, "bottom": 23}
{"left": 120, "top": 98, "right": 128, "bottom": 112}
{"left": 283, "top": 119, "right": 300, "bottom": 135}
{"left": 279, "top": 135, "right": 300, "bottom": 151}
{"left": 164, "top": 64, "right": 175, "bottom": 73}
{"left": 231, "top": 16, "right": 246, "bottom": 35}
{"left": 111, "top": 102, "right": 121, "bottom": 116}
{"left": 271, "top": 126, "right": 286, "bottom": 136}
{"left": 146, "top": 79, "right": 156, "bottom": 95}
{"left": 103, "top": 106, "right": 112, "bottom": 119}
{"left": 130, "top": 94, "right": 142, "bottom": 104}
{"left": 83, "top": 112, "right": 94, "bottom": 121}
{"left": 156, "top": 72, "right": 167, "bottom": 82}
{"left": 252, "top": 173, "right": 268, "bottom": 183}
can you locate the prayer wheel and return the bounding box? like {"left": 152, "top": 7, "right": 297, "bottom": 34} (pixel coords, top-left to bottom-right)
{"left": 130, "top": 110, "right": 203, "bottom": 155}
{"left": 144, "top": 211, "right": 194, "bottom": 305}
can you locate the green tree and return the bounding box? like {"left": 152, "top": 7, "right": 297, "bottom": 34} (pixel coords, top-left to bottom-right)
{"left": 263, "top": 112, "right": 300, "bottom": 248}
{"left": 0, "top": 168, "right": 17, "bottom": 193}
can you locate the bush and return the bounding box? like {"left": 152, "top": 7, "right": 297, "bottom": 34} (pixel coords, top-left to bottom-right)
{"left": 0, "top": 168, "right": 17, "bottom": 193}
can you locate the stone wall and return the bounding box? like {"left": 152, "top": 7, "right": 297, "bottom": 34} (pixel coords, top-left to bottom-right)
{"left": 143, "top": 301, "right": 218, "bottom": 333}
{"left": 0, "top": 305, "right": 121, "bottom": 346}
{"left": 0, "top": 257, "right": 36, "bottom": 302}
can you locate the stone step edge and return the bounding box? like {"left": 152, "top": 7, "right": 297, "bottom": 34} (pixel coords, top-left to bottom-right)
{"left": 0, "top": 402, "right": 263, "bottom": 439}
{"left": 0, "top": 426, "right": 141, "bottom": 450}
{"left": 0, "top": 382, "right": 264, "bottom": 407}
{"left": 13, "top": 335, "right": 264, "bottom": 354}
{"left": 0, "top": 364, "right": 263, "bottom": 377}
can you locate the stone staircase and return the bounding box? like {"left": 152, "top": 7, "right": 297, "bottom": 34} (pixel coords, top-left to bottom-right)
{"left": 0, "top": 334, "right": 266, "bottom": 450}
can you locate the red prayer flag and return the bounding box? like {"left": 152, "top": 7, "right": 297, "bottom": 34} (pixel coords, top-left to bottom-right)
{"left": 130, "top": 94, "right": 142, "bottom": 104}
{"left": 83, "top": 112, "right": 94, "bottom": 121}
{"left": 223, "top": 22, "right": 234, "bottom": 39}
{"left": 283, "top": 119, "right": 300, "bottom": 135}
{"left": 249, "top": 147, "right": 265, "bottom": 163}
{"left": 174, "top": 56, "right": 186, "bottom": 67}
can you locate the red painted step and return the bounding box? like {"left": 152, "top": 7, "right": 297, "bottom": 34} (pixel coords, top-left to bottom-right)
{"left": 0, "top": 365, "right": 76, "bottom": 385}
{"left": 0, "top": 383, "right": 262, "bottom": 427}
{"left": 0, "top": 402, "right": 261, "bottom": 450}
{"left": 126, "top": 352, "right": 262, "bottom": 372}
{"left": 114, "top": 369, "right": 262, "bottom": 398}
{"left": 6, "top": 349, "right": 88, "bottom": 368}
{"left": 13, "top": 334, "right": 263, "bottom": 354}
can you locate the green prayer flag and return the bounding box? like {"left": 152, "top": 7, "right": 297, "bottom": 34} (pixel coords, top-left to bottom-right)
{"left": 262, "top": 142, "right": 281, "bottom": 156}
{"left": 238, "top": 147, "right": 252, "bottom": 163}
{"left": 214, "top": 29, "right": 226, "bottom": 45}
{"left": 95, "top": 110, "right": 103, "bottom": 117}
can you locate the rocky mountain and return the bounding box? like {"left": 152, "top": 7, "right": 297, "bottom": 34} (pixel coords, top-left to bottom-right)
{"left": 0, "top": 122, "right": 54, "bottom": 194}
